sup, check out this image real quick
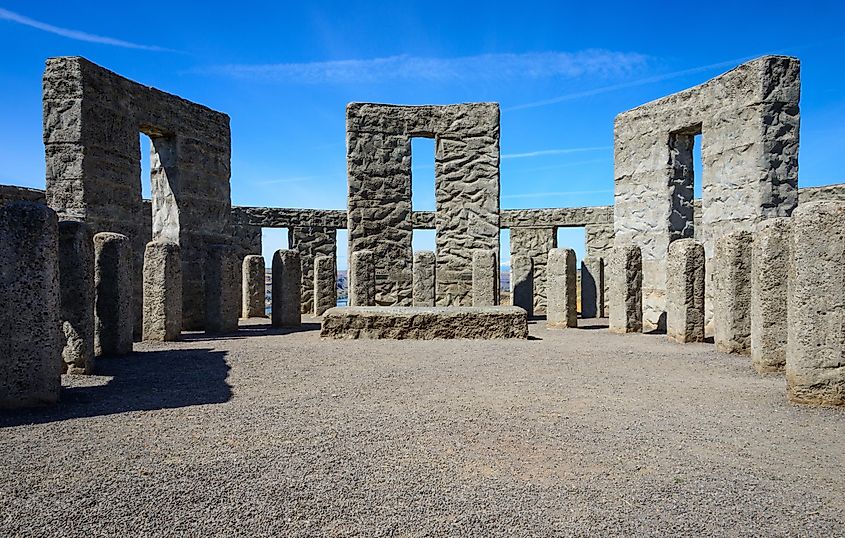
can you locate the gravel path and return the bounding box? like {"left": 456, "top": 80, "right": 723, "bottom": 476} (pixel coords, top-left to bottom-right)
{"left": 1, "top": 317, "right": 843, "bottom": 536}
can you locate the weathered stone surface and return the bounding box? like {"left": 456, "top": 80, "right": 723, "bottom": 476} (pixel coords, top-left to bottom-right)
{"left": 271, "top": 249, "right": 301, "bottom": 327}
{"left": 787, "top": 201, "right": 845, "bottom": 406}
{"left": 143, "top": 241, "right": 182, "bottom": 341}
{"left": 205, "top": 245, "right": 239, "bottom": 334}
{"left": 472, "top": 250, "right": 498, "bottom": 307}
{"left": 231, "top": 207, "right": 347, "bottom": 228}
{"left": 241, "top": 255, "right": 266, "bottom": 318}
{"left": 608, "top": 245, "right": 642, "bottom": 334}
{"left": 510, "top": 254, "right": 533, "bottom": 317}
{"left": 0, "top": 202, "right": 61, "bottom": 408}
{"left": 713, "top": 231, "right": 752, "bottom": 354}
{"left": 580, "top": 257, "right": 604, "bottom": 319}
{"left": 289, "top": 226, "right": 336, "bottom": 314}
{"left": 321, "top": 306, "right": 528, "bottom": 340}
{"left": 751, "top": 218, "right": 792, "bottom": 373}
{"left": 510, "top": 227, "right": 556, "bottom": 313}
{"left": 412, "top": 251, "right": 436, "bottom": 307}
{"left": 313, "top": 255, "right": 336, "bottom": 316}
{"left": 349, "top": 250, "right": 375, "bottom": 306}
{"left": 547, "top": 248, "right": 577, "bottom": 328}
{"left": 93, "top": 232, "right": 133, "bottom": 356}
{"left": 0, "top": 185, "right": 46, "bottom": 206}
{"left": 666, "top": 239, "right": 705, "bottom": 343}
{"left": 58, "top": 220, "right": 94, "bottom": 374}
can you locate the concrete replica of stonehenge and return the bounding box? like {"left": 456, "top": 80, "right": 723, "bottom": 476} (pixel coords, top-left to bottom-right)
{"left": 1, "top": 54, "right": 844, "bottom": 409}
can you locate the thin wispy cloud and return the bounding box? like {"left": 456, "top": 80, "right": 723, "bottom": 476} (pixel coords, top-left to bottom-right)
{"left": 0, "top": 7, "right": 175, "bottom": 51}
{"left": 502, "top": 189, "right": 613, "bottom": 200}
{"left": 254, "top": 173, "right": 341, "bottom": 185}
{"left": 501, "top": 146, "right": 610, "bottom": 160}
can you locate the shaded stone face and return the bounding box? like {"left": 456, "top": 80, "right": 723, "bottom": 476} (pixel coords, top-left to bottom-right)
{"left": 289, "top": 226, "right": 336, "bottom": 314}
{"left": 93, "top": 232, "right": 133, "bottom": 356}
{"left": 313, "top": 255, "right": 337, "bottom": 316}
{"left": 412, "top": 251, "right": 436, "bottom": 307}
{"left": 547, "top": 248, "right": 577, "bottom": 328}
{"left": 713, "top": 231, "right": 752, "bottom": 354}
{"left": 471, "top": 250, "right": 498, "bottom": 307}
{"left": 510, "top": 254, "right": 533, "bottom": 317}
{"left": 58, "top": 220, "right": 94, "bottom": 374}
{"left": 205, "top": 245, "right": 239, "bottom": 334}
{"left": 580, "top": 257, "right": 604, "bottom": 319}
{"left": 271, "top": 249, "right": 301, "bottom": 327}
{"left": 143, "top": 241, "right": 182, "bottom": 342}
{"left": 751, "top": 218, "right": 792, "bottom": 373}
{"left": 608, "top": 245, "right": 642, "bottom": 334}
{"left": 241, "top": 255, "right": 266, "bottom": 318}
{"left": 509, "top": 227, "right": 556, "bottom": 313}
{"left": 666, "top": 239, "right": 705, "bottom": 343}
{"left": 349, "top": 250, "right": 375, "bottom": 307}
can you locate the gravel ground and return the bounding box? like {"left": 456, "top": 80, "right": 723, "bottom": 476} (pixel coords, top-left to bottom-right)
{"left": 1, "top": 316, "right": 844, "bottom": 537}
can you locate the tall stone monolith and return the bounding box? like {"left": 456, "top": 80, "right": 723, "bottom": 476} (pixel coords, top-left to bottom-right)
{"left": 272, "top": 249, "right": 301, "bottom": 327}
{"left": 751, "top": 218, "right": 792, "bottom": 373}
{"left": 58, "top": 220, "right": 94, "bottom": 374}
{"left": 242, "top": 255, "right": 266, "bottom": 318}
{"left": 608, "top": 245, "right": 642, "bottom": 334}
{"left": 547, "top": 248, "right": 577, "bottom": 328}
{"left": 413, "top": 251, "right": 436, "bottom": 307}
{"left": 581, "top": 257, "right": 604, "bottom": 319}
{"left": 511, "top": 254, "right": 534, "bottom": 317}
{"left": 313, "top": 255, "right": 337, "bottom": 316}
{"left": 666, "top": 239, "right": 705, "bottom": 343}
{"left": 714, "top": 231, "right": 752, "bottom": 354}
{"left": 205, "top": 245, "right": 239, "bottom": 334}
{"left": 94, "top": 232, "right": 133, "bottom": 356}
{"left": 143, "top": 241, "right": 182, "bottom": 341}
{"left": 472, "top": 250, "right": 498, "bottom": 307}
{"left": 349, "top": 250, "right": 375, "bottom": 306}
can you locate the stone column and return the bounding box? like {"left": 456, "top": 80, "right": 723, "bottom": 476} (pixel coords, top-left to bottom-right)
{"left": 751, "top": 218, "right": 792, "bottom": 374}
{"left": 608, "top": 245, "right": 642, "bottom": 334}
{"left": 547, "top": 248, "right": 577, "bottom": 328}
{"left": 205, "top": 245, "right": 239, "bottom": 334}
{"left": 289, "top": 226, "right": 337, "bottom": 314}
{"left": 413, "top": 251, "right": 436, "bottom": 307}
{"left": 272, "top": 249, "right": 301, "bottom": 327}
{"left": 0, "top": 202, "right": 61, "bottom": 408}
{"left": 713, "top": 231, "right": 752, "bottom": 354}
{"left": 349, "top": 250, "right": 375, "bottom": 306}
{"left": 666, "top": 239, "right": 705, "bottom": 343}
{"left": 787, "top": 201, "right": 845, "bottom": 406}
{"left": 143, "top": 241, "right": 182, "bottom": 342}
{"left": 472, "top": 250, "right": 498, "bottom": 307}
{"left": 510, "top": 226, "right": 556, "bottom": 314}
{"left": 58, "top": 220, "right": 94, "bottom": 374}
{"left": 313, "top": 255, "right": 337, "bottom": 316}
{"left": 510, "top": 254, "right": 533, "bottom": 317}
{"left": 242, "top": 255, "right": 266, "bottom": 318}
{"left": 580, "top": 257, "right": 604, "bottom": 319}
{"left": 94, "top": 232, "right": 133, "bottom": 356}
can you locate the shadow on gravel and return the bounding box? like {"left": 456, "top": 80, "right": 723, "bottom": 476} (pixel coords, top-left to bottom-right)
{"left": 0, "top": 347, "right": 231, "bottom": 428}
{"left": 180, "top": 322, "right": 321, "bottom": 342}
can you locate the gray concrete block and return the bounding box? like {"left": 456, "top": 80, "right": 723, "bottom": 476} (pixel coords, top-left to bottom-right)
{"left": 94, "top": 232, "right": 133, "bottom": 356}
{"left": 714, "top": 231, "right": 752, "bottom": 354}
{"left": 510, "top": 254, "right": 533, "bottom": 317}
{"left": 205, "top": 245, "right": 239, "bottom": 334}
{"left": 547, "top": 248, "right": 577, "bottom": 328}
{"left": 413, "top": 251, "right": 436, "bottom": 307}
{"left": 751, "top": 218, "right": 792, "bottom": 373}
{"left": 349, "top": 250, "right": 375, "bottom": 306}
{"left": 242, "top": 255, "right": 266, "bottom": 318}
{"left": 143, "top": 241, "right": 182, "bottom": 341}
{"left": 472, "top": 250, "right": 498, "bottom": 307}
{"left": 666, "top": 239, "right": 705, "bottom": 343}
{"left": 272, "top": 249, "right": 301, "bottom": 327}
{"left": 608, "top": 245, "right": 642, "bottom": 334}
{"left": 313, "top": 255, "right": 337, "bottom": 316}
{"left": 58, "top": 220, "right": 94, "bottom": 374}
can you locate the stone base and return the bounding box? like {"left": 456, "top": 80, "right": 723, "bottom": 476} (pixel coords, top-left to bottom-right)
{"left": 320, "top": 306, "right": 528, "bottom": 340}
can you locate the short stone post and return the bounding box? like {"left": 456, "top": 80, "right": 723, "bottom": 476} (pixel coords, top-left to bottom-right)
{"left": 143, "top": 241, "right": 182, "bottom": 342}
{"left": 787, "top": 201, "right": 845, "bottom": 406}
{"left": 580, "top": 257, "right": 604, "bottom": 319}
{"left": 0, "top": 202, "right": 61, "bottom": 408}
{"left": 547, "top": 248, "right": 577, "bottom": 328}
{"left": 413, "top": 251, "right": 436, "bottom": 307}
{"left": 666, "top": 239, "right": 705, "bottom": 343}
{"left": 608, "top": 245, "right": 642, "bottom": 334}
{"left": 751, "top": 218, "right": 792, "bottom": 374}
{"left": 313, "top": 255, "right": 337, "bottom": 316}
{"left": 272, "top": 249, "right": 301, "bottom": 327}
{"left": 472, "top": 249, "right": 498, "bottom": 307}
{"left": 713, "top": 231, "right": 752, "bottom": 354}
{"left": 94, "top": 232, "right": 133, "bottom": 356}
{"left": 349, "top": 250, "right": 375, "bottom": 306}
{"left": 242, "top": 255, "right": 266, "bottom": 318}
{"left": 58, "top": 220, "right": 94, "bottom": 374}
{"left": 510, "top": 254, "right": 534, "bottom": 317}
{"left": 205, "top": 245, "right": 239, "bottom": 334}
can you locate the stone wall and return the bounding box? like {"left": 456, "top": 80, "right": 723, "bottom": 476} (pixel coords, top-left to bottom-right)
{"left": 289, "top": 226, "right": 336, "bottom": 313}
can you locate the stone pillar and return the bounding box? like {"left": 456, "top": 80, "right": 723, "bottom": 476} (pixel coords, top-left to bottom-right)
{"left": 713, "top": 231, "right": 752, "bottom": 354}
{"left": 509, "top": 226, "right": 556, "bottom": 314}
{"left": 58, "top": 220, "right": 94, "bottom": 374}
{"left": 143, "top": 241, "right": 182, "bottom": 342}
{"left": 547, "top": 248, "right": 577, "bottom": 328}
{"left": 205, "top": 245, "right": 239, "bottom": 334}
{"left": 510, "top": 254, "right": 534, "bottom": 317}
{"left": 787, "top": 201, "right": 845, "bottom": 406}
{"left": 313, "top": 255, "right": 337, "bottom": 316}
{"left": 242, "top": 255, "right": 266, "bottom": 318}
{"left": 349, "top": 250, "right": 375, "bottom": 306}
{"left": 472, "top": 250, "right": 498, "bottom": 307}
{"left": 750, "top": 218, "right": 792, "bottom": 374}
{"left": 608, "top": 245, "right": 642, "bottom": 334}
{"left": 580, "top": 257, "right": 604, "bottom": 319}
{"left": 666, "top": 239, "right": 705, "bottom": 343}
{"left": 289, "top": 226, "right": 336, "bottom": 314}
{"left": 413, "top": 251, "right": 436, "bottom": 307}
{"left": 0, "top": 202, "right": 61, "bottom": 408}
{"left": 272, "top": 249, "right": 301, "bottom": 327}
{"left": 94, "top": 232, "right": 133, "bottom": 356}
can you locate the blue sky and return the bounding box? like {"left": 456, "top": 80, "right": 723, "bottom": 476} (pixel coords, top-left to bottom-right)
{"left": 1, "top": 1, "right": 843, "bottom": 269}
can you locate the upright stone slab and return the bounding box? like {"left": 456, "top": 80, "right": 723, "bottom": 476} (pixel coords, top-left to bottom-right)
{"left": 472, "top": 250, "right": 498, "bottom": 307}
{"left": 666, "top": 239, "right": 705, "bottom": 343}
{"left": 751, "top": 218, "right": 792, "bottom": 373}
{"left": 413, "top": 251, "right": 436, "bottom": 307}
{"left": 205, "top": 245, "right": 239, "bottom": 334}
{"left": 509, "top": 226, "right": 556, "bottom": 314}
{"left": 713, "top": 231, "right": 752, "bottom": 354}
{"left": 143, "top": 241, "right": 182, "bottom": 341}
{"left": 349, "top": 250, "right": 375, "bottom": 306}
{"left": 608, "top": 245, "right": 643, "bottom": 334}
{"left": 58, "top": 220, "right": 94, "bottom": 374}
{"left": 289, "top": 226, "right": 336, "bottom": 314}
{"left": 580, "top": 257, "right": 604, "bottom": 319}
{"left": 242, "top": 255, "right": 266, "bottom": 318}
{"left": 313, "top": 255, "right": 336, "bottom": 316}
{"left": 547, "top": 248, "right": 577, "bottom": 328}
{"left": 787, "top": 201, "right": 845, "bottom": 406}
{"left": 272, "top": 249, "right": 301, "bottom": 327}
{"left": 510, "top": 254, "right": 534, "bottom": 317}
{"left": 94, "top": 232, "right": 133, "bottom": 356}
{"left": 0, "top": 202, "right": 61, "bottom": 408}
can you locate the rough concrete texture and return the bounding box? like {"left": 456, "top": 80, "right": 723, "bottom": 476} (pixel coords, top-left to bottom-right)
{"left": 271, "top": 249, "right": 301, "bottom": 327}
{"left": 58, "top": 220, "right": 94, "bottom": 374}
{"left": 241, "top": 255, "right": 265, "bottom": 318}
{"left": 143, "top": 241, "right": 182, "bottom": 342}
{"left": 614, "top": 56, "right": 800, "bottom": 330}
{"left": 787, "top": 201, "right": 845, "bottom": 406}
{"left": 205, "top": 245, "right": 239, "bottom": 334}
{"left": 580, "top": 257, "right": 603, "bottom": 319}
{"left": 321, "top": 306, "right": 528, "bottom": 339}
{"left": 313, "top": 255, "right": 336, "bottom": 316}
{"left": 608, "top": 245, "right": 643, "bottom": 334}
{"left": 751, "top": 218, "right": 792, "bottom": 373}
{"left": 471, "top": 250, "right": 498, "bottom": 307}
{"left": 510, "top": 227, "right": 556, "bottom": 313}
{"left": 666, "top": 239, "right": 706, "bottom": 343}
{"left": 547, "top": 249, "right": 577, "bottom": 328}
{"left": 412, "top": 251, "right": 436, "bottom": 307}
{"left": 93, "top": 232, "right": 133, "bottom": 356}
{"left": 289, "top": 226, "right": 336, "bottom": 314}
{"left": 0, "top": 202, "right": 61, "bottom": 408}
{"left": 713, "top": 231, "right": 752, "bottom": 355}
{"left": 510, "top": 254, "right": 534, "bottom": 317}
{"left": 349, "top": 250, "right": 376, "bottom": 307}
